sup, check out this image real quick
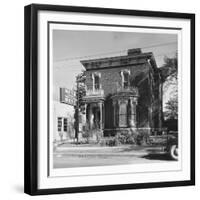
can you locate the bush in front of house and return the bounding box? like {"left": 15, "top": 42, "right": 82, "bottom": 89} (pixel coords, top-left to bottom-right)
{"left": 136, "top": 129, "right": 151, "bottom": 145}
{"left": 115, "top": 131, "right": 137, "bottom": 145}
{"left": 81, "top": 130, "right": 92, "bottom": 143}
{"left": 82, "top": 128, "right": 151, "bottom": 146}
{"left": 100, "top": 131, "right": 138, "bottom": 146}
{"left": 99, "top": 137, "right": 121, "bottom": 146}
{"left": 82, "top": 128, "right": 103, "bottom": 144}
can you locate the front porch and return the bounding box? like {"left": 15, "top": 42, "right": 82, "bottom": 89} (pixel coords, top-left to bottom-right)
{"left": 82, "top": 86, "right": 141, "bottom": 137}
{"left": 86, "top": 101, "right": 104, "bottom": 130}
{"left": 82, "top": 88, "right": 105, "bottom": 133}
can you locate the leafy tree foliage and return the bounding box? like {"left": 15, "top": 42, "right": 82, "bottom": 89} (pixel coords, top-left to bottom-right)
{"left": 76, "top": 71, "right": 86, "bottom": 113}
{"left": 74, "top": 71, "right": 86, "bottom": 140}
{"left": 164, "top": 97, "right": 178, "bottom": 120}
{"left": 160, "top": 54, "right": 178, "bottom": 120}
{"left": 160, "top": 54, "right": 177, "bottom": 83}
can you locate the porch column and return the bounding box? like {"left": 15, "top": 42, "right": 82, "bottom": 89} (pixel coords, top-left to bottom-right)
{"left": 133, "top": 101, "right": 137, "bottom": 127}
{"left": 116, "top": 100, "right": 119, "bottom": 127}
{"left": 99, "top": 102, "right": 103, "bottom": 130}
{"left": 128, "top": 99, "right": 133, "bottom": 127}
{"left": 82, "top": 104, "right": 87, "bottom": 125}
{"left": 112, "top": 100, "right": 116, "bottom": 127}
{"left": 88, "top": 104, "right": 93, "bottom": 129}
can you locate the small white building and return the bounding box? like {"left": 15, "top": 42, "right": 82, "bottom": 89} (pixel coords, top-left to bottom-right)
{"left": 53, "top": 87, "right": 76, "bottom": 142}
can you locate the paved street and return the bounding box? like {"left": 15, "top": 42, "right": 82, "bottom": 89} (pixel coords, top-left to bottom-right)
{"left": 53, "top": 145, "right": 175, "bottom": 168}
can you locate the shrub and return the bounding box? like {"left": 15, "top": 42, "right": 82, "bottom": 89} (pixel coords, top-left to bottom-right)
{"left": 99, "top": 137, "right": 120, "bottom": 146}
{"left": 81, "top": 130, "right": 92, "bottom": 143}
{"left": 136, "top": 129, "right": 150, "bottom": 145}
{"left": 115, "top": 132, "right": 136, "bottom": 145}
{"left": 82, "top": 129, "right": 103, "bottom": 143}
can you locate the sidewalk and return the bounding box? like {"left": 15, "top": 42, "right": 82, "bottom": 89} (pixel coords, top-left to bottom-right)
{"left": 54, "top": 144, "right": 165, "bottom": 157}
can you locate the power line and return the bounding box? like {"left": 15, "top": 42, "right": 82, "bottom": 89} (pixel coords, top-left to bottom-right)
{"left": 54, "top": 42, "right": 177, "bottom": 63}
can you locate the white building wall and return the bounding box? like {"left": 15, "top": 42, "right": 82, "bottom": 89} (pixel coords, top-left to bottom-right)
{"left": 53, "top": 101, "right": 75, "bottom": 142}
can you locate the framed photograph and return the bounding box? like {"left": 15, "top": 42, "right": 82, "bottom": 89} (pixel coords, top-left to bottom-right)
{"left": 24, "top": 4, "right": 195, "bottom": 195}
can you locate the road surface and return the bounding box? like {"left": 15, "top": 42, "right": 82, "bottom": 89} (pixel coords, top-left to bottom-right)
{"left": 53, "top": 145, "right": 176, "bottom": 168}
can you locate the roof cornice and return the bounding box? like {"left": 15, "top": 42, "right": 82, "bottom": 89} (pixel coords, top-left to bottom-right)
{"left": 81, "top": 52, "right": 154, "bottom": 71}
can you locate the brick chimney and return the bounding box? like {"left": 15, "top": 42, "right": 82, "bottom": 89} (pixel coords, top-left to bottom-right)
{"left": 127, "top": 48, "right": 142, "bottom": 56}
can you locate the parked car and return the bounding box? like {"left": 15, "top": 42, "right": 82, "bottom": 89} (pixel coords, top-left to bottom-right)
{"left": 165, "top": 132, "right": 178, "bottom": 160}
{"left": 149, "top": 131, "right": 178, "bottom": 160}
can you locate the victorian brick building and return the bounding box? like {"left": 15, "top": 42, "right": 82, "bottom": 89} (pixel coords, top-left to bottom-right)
{"left": 81, "top": 48, "right": 163, "bottom": 136}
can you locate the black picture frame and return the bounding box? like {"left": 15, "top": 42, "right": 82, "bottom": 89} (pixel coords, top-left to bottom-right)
{"left": 24, "top": 3, "right": 195, "bottom": 195}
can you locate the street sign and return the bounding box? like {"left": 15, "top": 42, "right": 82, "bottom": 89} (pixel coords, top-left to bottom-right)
{"left": 60, "top": 88, "right": 76, "bottom": 106}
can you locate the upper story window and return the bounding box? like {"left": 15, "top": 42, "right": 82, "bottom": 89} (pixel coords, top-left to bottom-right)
{"left": 121, "top": 70, "right": 130, "bottom": 89}
{"left": 123, "top": 72, "right": 129, "bottom": 89}
{"left": 94, "top": 75, "right": 100, "bottom": 90}
{"left": 92, "top": 72, "right": 101, "bottom": 90}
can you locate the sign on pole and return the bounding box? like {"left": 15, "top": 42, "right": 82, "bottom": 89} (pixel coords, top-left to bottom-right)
{"left": 60, "top": 88, "right": 76, "bottom": 106}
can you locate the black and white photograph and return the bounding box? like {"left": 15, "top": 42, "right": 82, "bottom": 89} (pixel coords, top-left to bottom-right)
{"left": 0, "top": 0, "right": 199, "bottom": 198}
{"left": 24, "top": 4, "right": 195, "bottom": 195}
{"left": 52, "top": 28, "right": 179, "bottom": 169}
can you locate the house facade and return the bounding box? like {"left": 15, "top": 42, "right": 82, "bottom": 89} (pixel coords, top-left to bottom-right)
{"left": 81, "top": 48, "right": 163, "bottom": 136}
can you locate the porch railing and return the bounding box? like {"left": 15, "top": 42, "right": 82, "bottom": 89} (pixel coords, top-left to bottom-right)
{"left": 85, "top": 88, "right": 104, "bottom": 97}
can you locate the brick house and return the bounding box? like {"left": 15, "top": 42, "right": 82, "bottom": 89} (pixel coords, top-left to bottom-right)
{"left": 81, "top": 48, "right": 163, "bottom": 136}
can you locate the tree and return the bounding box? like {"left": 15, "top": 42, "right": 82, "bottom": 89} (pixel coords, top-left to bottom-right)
{"left": 164, "top": 96, "right": 178, "bottom": 120}
{"left": 160, "top": 54, "right": 178, "bottom": 120}
{"left": 159, "top": 54, "right": 177, "bottom": 83}
{"left": 74, "top": 71, "right": 86, "bottom": 141}
{"left": 76, "top": 71, "right": 86, "bottom": 112}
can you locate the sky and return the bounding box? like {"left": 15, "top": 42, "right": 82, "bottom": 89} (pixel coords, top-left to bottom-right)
{"left": 53, "top": 29, "right": 178, "bottom": 105}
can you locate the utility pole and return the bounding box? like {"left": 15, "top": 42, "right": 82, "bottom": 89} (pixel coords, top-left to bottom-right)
{"left": 75, "top": 71, "right": 86, "bottom": 143}
{"left": 75, "top": 76, "right": 79, "bottom": 143}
